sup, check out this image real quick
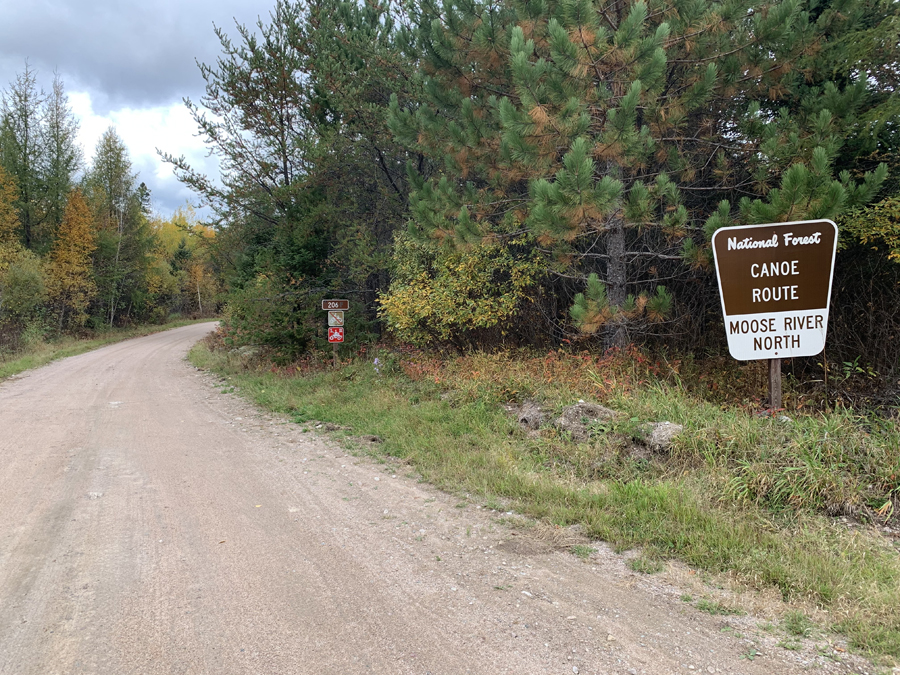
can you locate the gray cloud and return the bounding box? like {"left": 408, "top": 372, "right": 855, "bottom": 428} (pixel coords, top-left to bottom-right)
{"left": 0, "top": 0, "right": 274, "bottom": 111}
{"left": 131, "top": 157, "right": 198, "bottom": 216}
{"left": 0, "top": 0, "right": 276, "bottom": 217}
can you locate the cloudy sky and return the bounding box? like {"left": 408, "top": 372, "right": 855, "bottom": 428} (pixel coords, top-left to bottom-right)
{"left": 0, "top": 0, "right": 278, "bottom": 216}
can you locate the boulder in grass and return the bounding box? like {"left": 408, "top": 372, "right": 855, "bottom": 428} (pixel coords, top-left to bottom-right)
{"left": 638, "top": 421, "right": 683, "bottom": 453}
{"left": 516, "top": 401, "right": 546, "bottom": 430}
{"left": 504, "top": 401, "right": 549, "bottom": 432}
{"left": 554, "top": 403, "right": 619, "bottom": 442}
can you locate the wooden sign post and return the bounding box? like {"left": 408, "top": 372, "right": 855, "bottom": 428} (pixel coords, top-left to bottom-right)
{"left": 322, "top": 300, "right": 348, "bottom": 368}
{"left": 768, "top": 358, "right": 782, "bottom": 410}
{"left": 711, "top": 220, "right": 838, "bottom": 410}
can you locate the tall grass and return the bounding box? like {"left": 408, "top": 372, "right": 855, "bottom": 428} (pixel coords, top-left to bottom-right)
{"left": 190, "top": 342, "right": 900, "bottom": 661}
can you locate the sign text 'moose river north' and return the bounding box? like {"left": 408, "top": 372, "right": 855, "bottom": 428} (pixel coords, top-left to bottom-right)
{"left": 712, "top": 220, "right": 837, "bottom": 361}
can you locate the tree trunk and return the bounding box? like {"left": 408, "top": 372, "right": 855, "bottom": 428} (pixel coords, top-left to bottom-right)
{"left": 108, "top": 203, "right": 124, "bottom": 327}
{"left": 604, "top": 160, "right": 628, "bottom": 349}
{"left": 606, "top": 214, "right": 627, "bottom": 349}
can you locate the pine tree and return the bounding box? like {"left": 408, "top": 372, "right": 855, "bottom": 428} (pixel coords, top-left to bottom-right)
{"left": 159, "top": 0, "right": 327, "bottom": 338}
{"left": 388, "top": 0, "right": 890, "bottom": 347}
{"left": 164, "top": 0, "right": 418, "bottom": 352}
{"left": 161, "top": 0, "right": 314, "bottom": 225}
{"left": 297, "top": 0, "right": 418, "bottom": 310}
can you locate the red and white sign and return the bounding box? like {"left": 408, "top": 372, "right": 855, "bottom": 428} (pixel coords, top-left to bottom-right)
{"left": 327, "top": 327, "right": 344, "bottom": 343}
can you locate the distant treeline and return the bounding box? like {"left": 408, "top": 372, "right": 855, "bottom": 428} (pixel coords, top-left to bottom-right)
{"left": 0, "top": 66, "right": 219, "bottom": 352}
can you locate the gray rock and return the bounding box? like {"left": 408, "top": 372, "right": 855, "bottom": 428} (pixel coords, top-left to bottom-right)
{"left": 639, "top": 421, "right": 683, "bottom": 453}
{"left": 516, "top": 401, "right": 546, "bottom": 430}
{"left": 554, "top": 403, "right": 619, "bottom": 442}
{"left": 235, "top": 345, "right": 260, "bottom": 359}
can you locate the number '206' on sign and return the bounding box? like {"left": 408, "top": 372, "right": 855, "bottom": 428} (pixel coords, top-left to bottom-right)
{"left": 711, "top": 220, "right": 837, "bottom": 361}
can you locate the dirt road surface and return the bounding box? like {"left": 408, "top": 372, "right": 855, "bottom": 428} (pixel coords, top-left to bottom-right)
{"left": 0, "top": 324, "right": 879, "bottom": 674}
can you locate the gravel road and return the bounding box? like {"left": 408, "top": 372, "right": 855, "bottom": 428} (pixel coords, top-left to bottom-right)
{"left": 0, "top": 323, "right": 879, "bottom": 674}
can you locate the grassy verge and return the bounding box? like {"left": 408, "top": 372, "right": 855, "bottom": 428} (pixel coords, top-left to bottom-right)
{"left": 0, "top": 318, "right": 217, "bottom": 381}
{"left": 190, "top": 341, "right": 900, "bottom": 663}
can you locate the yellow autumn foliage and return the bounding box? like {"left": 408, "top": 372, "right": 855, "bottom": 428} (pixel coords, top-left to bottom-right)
{"left": 150, "top": 205, "right": 215, "bottom": 256}
{"left": 378, "top": 232, "right": 542, "bottom": 346}
{"left": 0, "top": 167, "right": 19, "bottom": 247}
{"left": 45, "top": 189, "right": 98, "bottom": 327}
{"left": 840, "top": 195, "right": 900, "bottom": 262}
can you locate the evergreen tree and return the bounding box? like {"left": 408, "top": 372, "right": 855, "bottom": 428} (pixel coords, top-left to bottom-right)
{"left": 0, "top": 64, "right": 46, "bottom": 250}
{"left": 299, "top": 0, "right": 418, "bottom": 306}
{"left": 84, "top": 128, "right": 152, "bottom": 326}
{"left": 161, "top": 0, "right": 314, "bottom": 227}
{"left": 164, "top": 0, "right": 418, "bottom": 354}
{"left": 160, "top": 0, "right": 327, "bottom": 341}
{"left": 388, "top": 0, "right": 890, "bottom": 347}
{"left": 41, "top": 73, "right": 82, "bottom": 247}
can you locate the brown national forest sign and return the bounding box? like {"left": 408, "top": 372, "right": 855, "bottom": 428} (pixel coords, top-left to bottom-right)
{"left": 711, "top": 219, "right": 838, "bottom": 361}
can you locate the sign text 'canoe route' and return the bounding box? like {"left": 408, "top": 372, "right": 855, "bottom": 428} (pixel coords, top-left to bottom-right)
{"left": 711, "top": 220, "right": 837, "bottom": 361}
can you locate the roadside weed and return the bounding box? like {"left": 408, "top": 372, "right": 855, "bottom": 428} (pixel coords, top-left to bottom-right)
{"left": 695, "top": 599, "right": 744, "bottom": 616}
{"left": 627, "top": 556, "right": 664, "bottom": 574}
{"left": 570, "top": 545, "right": 596, "bottom": 559}
{"left": 739, "top": 648, "right": 761, "bottom": 661}
{"left": 783, "top": 610, "right": 814, "bottom": 637}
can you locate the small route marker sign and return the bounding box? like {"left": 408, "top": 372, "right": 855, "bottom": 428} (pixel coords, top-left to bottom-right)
{"left": 322, "top": 300, "right": 348, "bottom": 367}
{"left": 711, "top": 219, "right": 837, "bottom": 361}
